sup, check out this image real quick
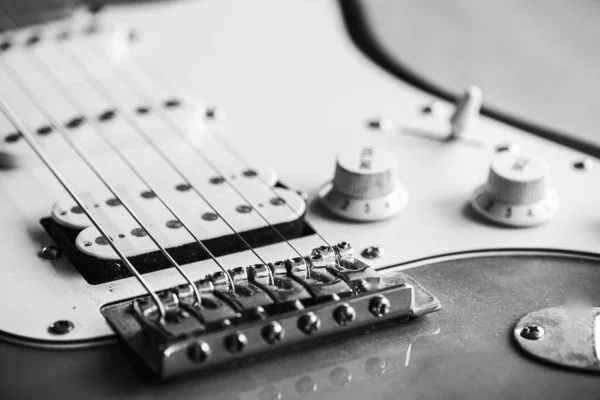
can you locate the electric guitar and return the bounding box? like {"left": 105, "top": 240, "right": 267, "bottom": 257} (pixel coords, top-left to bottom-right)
{"left": 1, "top": 1, "right": 600, "bottom": 399}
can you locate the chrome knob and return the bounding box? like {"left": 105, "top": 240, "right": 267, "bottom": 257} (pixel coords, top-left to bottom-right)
{"left": 471, "top": 152, "right": 559, "bottom": 227}
{"left": 318, "top": 146, "right": 408, "bottom": 221}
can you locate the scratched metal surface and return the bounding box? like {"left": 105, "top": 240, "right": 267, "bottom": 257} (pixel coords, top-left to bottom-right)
{"left": 2, "top": 252, "right": 600, "bottom": 399}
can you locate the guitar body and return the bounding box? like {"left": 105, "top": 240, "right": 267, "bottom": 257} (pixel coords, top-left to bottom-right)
{"left": 3, "top": 253, "right": 600, "bottom": 399}
{"left": 1, "top": 1, "right": 599, "bottom": 398}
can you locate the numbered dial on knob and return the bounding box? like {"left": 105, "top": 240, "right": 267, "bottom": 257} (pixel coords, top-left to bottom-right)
{"left": 471, "top": 152, "right": 559, "bottom": 227}
{"left": 318, "top": 146, "right": 408, "bottom": 221}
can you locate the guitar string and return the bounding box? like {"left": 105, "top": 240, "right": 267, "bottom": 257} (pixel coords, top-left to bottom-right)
{"left": 59, "top": 25, "right": 307, "bottom": 258}
{"left": 0, "top": 12, "right": 262, "bottom": 298}
{"left": 118, "top": 28, "right": 333, "bottom": 249}
{"left": 0, "top": 11, "right": 280, "bottom": 291}
{"left": 49, "top": 31, "right": 277, "bottom": 266}
{"left": 0, "top": 11, "right": 170, "bottom": 315}
{"left": 4, "top": 12, "right": 247, "bottom": 296}
{"left": 117, "top": 27, "right": 357, "bottom": 272}
{"left": 17, "top": 32, "right": 238, "bottom": 302}
{"left": 0, "top": 22, "right": 237, "bottom": 314}
{"left": 0, "top": 93, "right": 168, "bottom": 318}
{"left": 0, "top": 58, "right": 196, "bottom": 313}
{"left": 1, "top": 9, "right": 340, "bottom": 305}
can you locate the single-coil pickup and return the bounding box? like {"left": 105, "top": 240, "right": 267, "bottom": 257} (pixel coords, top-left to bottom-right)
{"left": 51, "top": 184, "right": 306, "bottom": 260}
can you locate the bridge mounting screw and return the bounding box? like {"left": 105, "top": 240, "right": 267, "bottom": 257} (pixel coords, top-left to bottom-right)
{"left": 333, "top": 303, "right": 356, "bottom": 326}
{"left": 369, "top": 295, "right": 391, "bottom": 317}
{"left": 224, "top": 331, "right": 248, "bottom": 353}
{"left": 41, "top": 245, "right": 61, "bottom": 260}
{"left": 48, "top": 320, "right": 74, "bottom": 335}
{"left": 520, "top": 324, "right": 545, "bottom": 340}
{"left": 298, "top": 312, "right": 321, "bottom": 335}
{"left": 187, "top": 341, "right": 211, "bottom": 363}
{"left": 261, "top": 321, "right": 285, "bottom": 345}
{"left": 361, "top": 246, "right": 384, "bottom": 259}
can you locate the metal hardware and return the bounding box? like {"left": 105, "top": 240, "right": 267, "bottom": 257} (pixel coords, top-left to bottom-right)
{"left": 520, "top": 324, "right": 545, "bottom": 340}
{"left": 206, "top": 107, "right": 227, "bottom": 120}
{"left": 514, "top": 307, "right": 600, "bottom": 373}
{"left": 187, "top": 341, "right": 211, "bottom": 363}
{"left": 48, "top": 320, "right": 74, "bottom": 335}
{"left": 286, "top": 257, "right": 308, "bottom": 279}
{"left": 361, "top": 246, "right": 383, "bottom": 259}
{"left": 369, "top": 295, "right": 391, "bottom": 317}
{"left": 224, "top": 331, "right": 248, "bottom": 353}
{"left": 261, "top": 321, "right": 285, "bottom": 345}
{"left": 574, "top": 158, "right": 594, "bottom": 170}
{"left": 312, "top": 245, "right": 337, "bottom": 265}
{"left": 333, "top": 303, "right": 356, "bottom": 326}
{"left": 496, "top": 143, "right": 520, "bottom": 153}
{"left": 421, "top": 100, "right": 442, "bottom": 115}
{"left": 40, "top": 245, "right": 61, "bottom": 260}
{"left": 335, "top": 241, "right": 354, "bottom": 262}
{"left": 298, "top": 312, "right": 321, "bottom": 335}
{"left": 101, "top": 243, "right": 440, "bottom": 379}
{"left": 367, "top": 117, "right": 392, "bottom": 131}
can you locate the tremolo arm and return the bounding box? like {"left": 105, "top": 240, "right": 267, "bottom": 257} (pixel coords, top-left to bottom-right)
{"left": 102, "top": 242, "right": 441, "bottom": 379}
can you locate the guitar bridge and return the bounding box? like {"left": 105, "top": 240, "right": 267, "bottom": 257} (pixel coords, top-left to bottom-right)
{"left": 101, "top": 242, "right": 441, "bottom": 379}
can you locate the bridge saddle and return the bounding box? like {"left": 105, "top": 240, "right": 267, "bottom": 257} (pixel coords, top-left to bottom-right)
{"left": 101, "top": 242, "right": 441, "bottom": 379}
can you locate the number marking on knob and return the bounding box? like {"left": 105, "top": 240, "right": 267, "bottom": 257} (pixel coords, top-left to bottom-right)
{"left": 471, "top": 152, "right": 559, "bottom": 227}
{"left": 319, "top": 146, "right": 408, "bottom": 222}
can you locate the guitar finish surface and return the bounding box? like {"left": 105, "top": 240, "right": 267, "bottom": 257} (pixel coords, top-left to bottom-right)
{"left": 2, "top": 253, "right": 600, "bottom": 399}
{"left": 1, "top": 0, "right": 600, "bottom": 398}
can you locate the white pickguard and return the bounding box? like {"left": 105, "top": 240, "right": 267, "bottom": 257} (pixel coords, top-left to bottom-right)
{"left": 0, "top": 0, "right": 599, "bottom": 344}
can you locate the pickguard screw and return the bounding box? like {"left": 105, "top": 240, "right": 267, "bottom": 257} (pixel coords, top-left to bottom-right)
{"left": 362, "top": 246, "right": 384, "bottom": 259}
{"left": 496, "top": 143, "right": 521, "bottom": 153}
{"left": 261, "top": 321, "right": 285, "bottom": 345}
{"left": 48, "top": 320, "right": 74, "bottom": 335}
{"left": 187, "top": 341, "right": 211, "bottom": 363}
{"left": 206, "top": 107, "right": 227, "bottom": 121}
{"left": 574, "top": 158, "right": 594, "bottom": 170}
{"left": 520, "top": 324, "right": 545, "bottom": 340}
{"left": 41, "top": 245, "right": 61, "bottom": 260}
{"left": 369, "top": 295, "right": 391, "bottom": 317}
{"left": 329, "top": 366, "right": 352, "bottom": 386}
{"left": 298, "top": 312, "right": 321, "bottom": 335}
{"left": 333, "top": 303, "right": 356, "bottom": 326}
{"left": 224, "top": 331, "right": 248, "bottom": 353}
{"left": 421, "top": 100, "right": 443, "bottom": 115}
{"left": 367, "top": 117, "right": 392, "bottom": 131}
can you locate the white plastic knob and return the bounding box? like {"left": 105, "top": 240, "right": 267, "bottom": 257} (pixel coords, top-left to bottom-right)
{"left": 471, "top": 152, "right": 559, "bottom": 227}
{"left": 319, "top": 146, "right": 408, "bottom": 221}
{"left": 450, "top": 85, "right": 482, "bottom": 138}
